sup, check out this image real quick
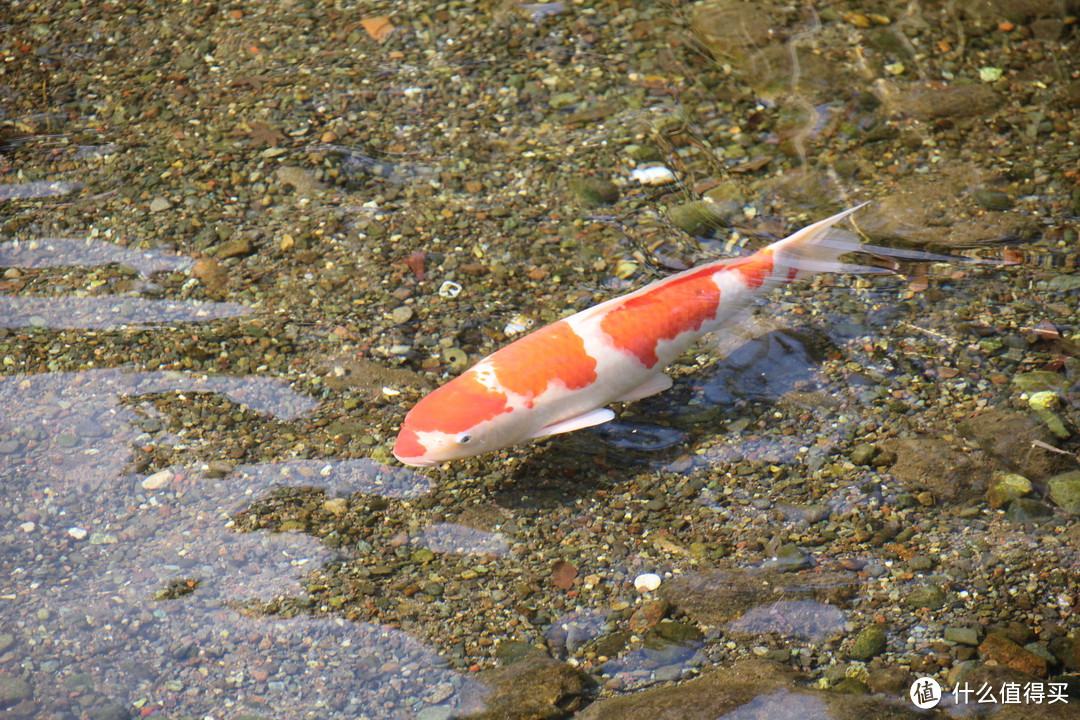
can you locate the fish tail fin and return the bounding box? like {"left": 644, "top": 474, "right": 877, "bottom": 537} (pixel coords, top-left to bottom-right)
{"left": 766, "top": 202, "right": 882, "bottom": 280}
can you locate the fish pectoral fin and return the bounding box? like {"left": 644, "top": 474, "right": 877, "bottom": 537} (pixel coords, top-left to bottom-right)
{"left": 616, "top": 373, "right": 673, "bottom": 402}
{"left": 529, "top": 408, "right": 616, "bottom": 439}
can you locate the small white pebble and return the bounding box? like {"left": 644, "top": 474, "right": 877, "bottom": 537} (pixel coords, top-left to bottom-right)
{"left": 438, "top": 280, "right": 462, "bottom": 298}
{"left": 19, "top": 521, "right": 35, "bottom": 533}
{"left": 141, "top": 469, "right": 174, "bottom": 491}
{"left": 629, "top": 166, "right": 676, "bottom": 186}
{"left": 634, "top": 573, "right": 662, "bottom": 592}
{"left": 68, "top": 527, "right": 88, "bottom": 540}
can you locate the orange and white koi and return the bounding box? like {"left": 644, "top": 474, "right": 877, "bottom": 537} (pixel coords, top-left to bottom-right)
{"left": 394, "top": 203, "right": 870, "bottom": 467}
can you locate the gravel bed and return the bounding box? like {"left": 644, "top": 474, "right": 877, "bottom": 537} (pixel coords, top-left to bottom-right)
{"left": 1, "top": 0, "right": 1079, "bottom": 718}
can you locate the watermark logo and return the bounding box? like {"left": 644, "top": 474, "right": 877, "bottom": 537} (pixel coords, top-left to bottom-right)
{"left": 909, "top": 677, "right": 1071, "bottom": 708}
{"left": 910, "top": 677, "right": 942, "bottom": 709}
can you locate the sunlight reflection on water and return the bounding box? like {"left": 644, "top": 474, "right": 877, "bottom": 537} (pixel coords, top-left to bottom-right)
{"left": 417, "top": 522, "right": 511, "bottom": 556}
{"left": 0, "top": 237, "right": 193, "bottom": 277}
{"left": 0, "top": 367, "right": 484, "bottom": 717}
{"left": 0, "top": 180, "right": 84, "bottom": 201}
{"left": 725, "top": 600, "right": 848, "bottom": 641}
{"left": 0, "top": 295, "right": 252, "bottom": 329}
{"left": 0, "top": 239, "right": 490, "bottom": 718}
{"left": 0, "top": 367, "right": 490, "bottom": 720}
{"left": 717, "top": 689, "right": 829, "bottom": 720}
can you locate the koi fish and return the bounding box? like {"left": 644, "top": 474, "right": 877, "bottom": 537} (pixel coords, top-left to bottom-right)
{"left": 393, "top": 203, "right": 872, "bottom": 467}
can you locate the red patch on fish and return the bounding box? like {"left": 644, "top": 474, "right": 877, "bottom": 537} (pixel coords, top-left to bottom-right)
{"left": 392, "top": 425, "right": 426, "bottom": 459}
{"left": 490, "top": 321, "right": 597, "bottom": 402}
{"left": 407, "top": 371, "right": 510, "bottom": 433}
{"left": 599, "top": 265, "right": 722, "bottom": 368}
{"left": 729, "top": 249, "right": 775, "bottom": 289}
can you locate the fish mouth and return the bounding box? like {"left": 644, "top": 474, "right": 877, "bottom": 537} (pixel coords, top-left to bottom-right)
{"left": 393, "top": 453, "right": 438, "bottom": 468}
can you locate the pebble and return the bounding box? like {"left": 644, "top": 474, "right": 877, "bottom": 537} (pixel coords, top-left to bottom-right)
{"left": 944, "top": 626, "right": 981, "bottom": 646}
{"left": 629, "top": 599, "right": 670, "bottom": 633}
{"left": 391, "top": 306, "right": 414, "bottom": 324}
{"left": 772, "top": 544, "right": 808, "bottom": 571}
{"left": 149, "top": 197, "right": 172, "bottom": 213}
{"left": 905, "top": 584, "right": 946, "bottom": 610}
{"left": 973, "top": 187, "right": 1014, "bottom": 210}
{"left": 141, "top": 469, "right": 174, "bottom": 490}
{"left": 667, "top": 200, "right": 736, "bottom": 236}
{"left": 634, "top": 573, "right": 662, "bottom": 592}
{"left": 67, "top": 527, "right": 88, "bottom": 540}
{"left": 849, "top": 443, "right": 879, "bottom": 466}
{"left": 1004, "top": 498, "right": 1054, "bottom": 522}
{"left": 214, "top": 237, "right": 253, "bottom": 259}
{"left": 322, "top": 498, "right": 349, "bottom": 516}
{"left": 984, "top": 472, "right": 1032, "bottom": 509}
{"left": 2, "top": 0, "right": 1079, "bottom": 716}
{"left": 629, "top": 166, "right": 676, "bottom": 185}
{"left": 570, "top": 177, "right": 620, "bottom": 206}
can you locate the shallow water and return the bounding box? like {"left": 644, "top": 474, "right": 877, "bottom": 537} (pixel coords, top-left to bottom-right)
{"left": 0, "top": 339, "right": 482, "bottom": 717}
{"left": 2, "top": 0, "right": 1079, "bottom": 718}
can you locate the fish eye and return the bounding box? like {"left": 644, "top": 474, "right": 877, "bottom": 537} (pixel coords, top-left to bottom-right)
{"left": 457, "top": 434, "right": 473, "bottom": 445}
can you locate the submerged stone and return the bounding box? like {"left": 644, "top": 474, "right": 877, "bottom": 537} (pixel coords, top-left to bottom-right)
{"left": 667, "top": 199, "right": 738, "bottom": 236}
{"left": 1004, "top": 498, "right": 1054, "bottom": 523}
{"left": 944, "top": 626, "right": 981, "bottom": 646}
{"left": 905, "top": 584, "right": 946, "bottom": 610}
{"left": 849, "top": 625, "right": 887, "bottom": 661}
{"left": 849, "top": 442, "right": 879, "bottom": 466}
{"left": 569, "top": 177, "right": 620, "bottom": 207}
{"left": 1048, "top": 471, "right": 1080, "bottom": 515}
{"left": 979, "top": 633, "right": 1048, "bottom": 677}
{"left": 0, "top": 674, "right": 31, "bottom": 709}
{"left": 459, "top": 656, "right": 588, "bottom": 720}
{"left": 1012, "top": 371, "right": 1065, "bottom": 394}
{"left": 575, "top": 659, "right": 924, "bottom": 720}
{"left": 973, "top": 187, "right": 1015, "bottom": 210}
{"left": 984, "top": 472, "right": 1032, "bottom": 509}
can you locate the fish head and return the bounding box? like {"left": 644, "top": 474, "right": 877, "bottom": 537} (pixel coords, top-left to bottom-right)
{"left": 392, "top": 369, "right": 522, "bottom": 466}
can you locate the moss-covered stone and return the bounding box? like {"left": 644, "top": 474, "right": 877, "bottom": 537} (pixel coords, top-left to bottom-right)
{"left": 985, "top": 472, "right": 1032, "bottom": 509}
{"left": 1048, "top": 471, "right": 1080, "bottom": 515}
{"left": 849, "top": 625, "right": 887, "bottom": 661}
{"left": 905, "top": 584, "right": 946, "bottom": 610}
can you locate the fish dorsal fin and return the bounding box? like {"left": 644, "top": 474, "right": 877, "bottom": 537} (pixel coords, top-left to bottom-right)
{"left": 616, "top": 373, "right": 673, "bottom": 402}
{"left": 529, "top": 408, "right": 616, "bottom": 439}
